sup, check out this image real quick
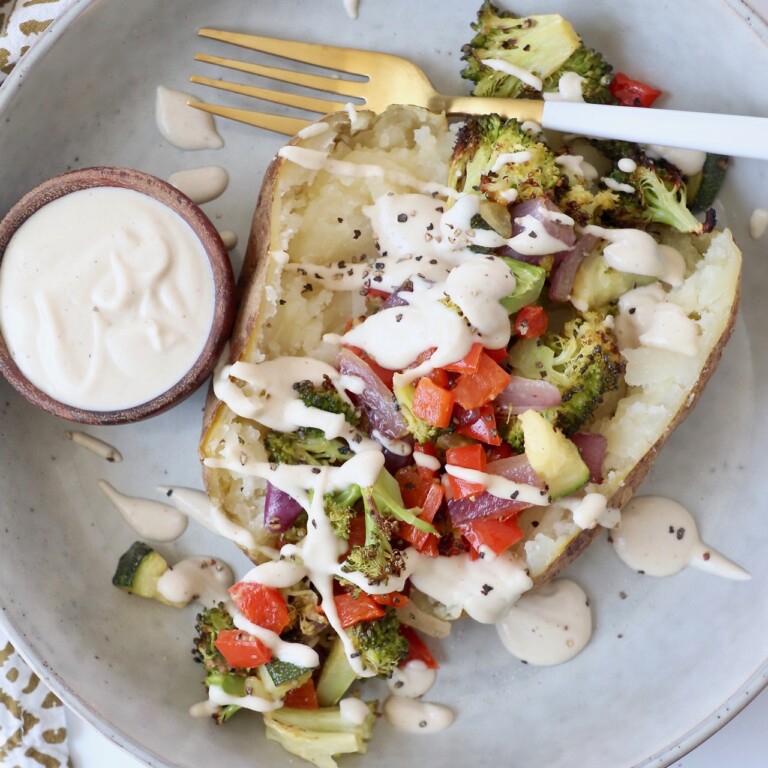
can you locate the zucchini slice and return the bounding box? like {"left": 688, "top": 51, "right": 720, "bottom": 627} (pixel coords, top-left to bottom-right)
{"left": 112, "top": 541, "right": 179, "bottom": 605}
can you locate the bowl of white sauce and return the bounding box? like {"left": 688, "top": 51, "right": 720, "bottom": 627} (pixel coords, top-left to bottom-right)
{"left": 0, "top": 166, "right": 236, "bottom": 423}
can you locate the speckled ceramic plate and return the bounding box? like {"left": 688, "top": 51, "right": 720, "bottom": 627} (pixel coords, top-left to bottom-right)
{"left": 1, "top": 2, "right": 767, "bottom": 767}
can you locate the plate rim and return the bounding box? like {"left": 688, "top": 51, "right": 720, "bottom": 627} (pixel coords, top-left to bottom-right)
{"left": 0, "top": 1, "right": 766, "bottom": 767}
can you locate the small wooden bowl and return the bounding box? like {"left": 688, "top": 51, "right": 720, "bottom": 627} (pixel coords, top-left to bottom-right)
{"left": 0, "top": 166, "right": 236, "bottom": 424}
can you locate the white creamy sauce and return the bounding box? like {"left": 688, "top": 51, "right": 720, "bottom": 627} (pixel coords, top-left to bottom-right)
{"left": 383, "top": 660, "right": 453, "bottom": 734}
{"left": 98, "top": 480, "right": 188, "bottom": 542}
{"left": 155, "top": 86, "right": 224, "bottom": 150}
{"left": 156, "top": 556, "right": 234, "bottom": 606}
{"left": 65, "top": 430, "right": 122, "bottom": 462}
{"left": 566, "top": 492, "right": 613, "bottom": 530}
{"left": 602, "top": 176, "right": 635, "bottom": 194}
{"left": 372, "top": 430, "right": 412, "bottom": 456}
{"left": 220, "top": 357, "right": 376, "bottom": 453}
{"left": 749, "top": 208, "right": 768, "bottom": 239}
{"left": 218, "top": 230, "right": 238, "bottom": 250}
{"left": 496, "top": 579, "right": 592, "bottom": 666}
{"left": 556, "top": 154, "right": 598, "bottom": 182}
{"left": 339, "top": 697, "right": 370, "bottom": 724}
{"left": 409, "top": 552, "right": 533, "bottom": 625}
{"left": 618, "top": 157, "right": 638, "bottom": 173}
{"left": 645, "top": 145, "right": 706, "bottom": 177}
{"left": 413, "top": 452, "right": 441, "bottom": 472}
{"left": 480, "top": 58, "right": 543, "bottom": 91}
{"left": 490, "top": 151, "right": 532, "bottom": 173}
{"left": 542, "top": 71, "right": 585, "bottom": 102}
{"left": 386, "top": 660, "right": 437, "bottom": 699}
{"left": 383, "top": 696, "right": 455, "bottom": 734}
{"left": 168, "top": 166, "right": 229, "bottom": 204}
{"left": 615, "top": 283, "right": 699, "bottom": 356}
{"left": 160, "top": 486, "right": 259, "bottom": 553}
{"left": 297, "top": 122, "right": 331, "bottom": 140}
{"left": 207, "top": 682, "right": 283, "bottom": 713}
{"left": 612, "top": 496, "right": 750, "bottom": 580}
{"left": 508, "top": 214, "right": 573, "bottom": 256}
{"left": 582, "top": 224, "right": 685, "bottom": 287}
{"left": 342, "top": 0, "right": 360, "bottom": 19}
{"left": 0, "top": 187, "right": 215, "bottom": 411}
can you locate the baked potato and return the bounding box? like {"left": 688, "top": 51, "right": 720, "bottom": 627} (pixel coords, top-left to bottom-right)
{"left": 200, "top": 104, "right": 741, "bottom": 590}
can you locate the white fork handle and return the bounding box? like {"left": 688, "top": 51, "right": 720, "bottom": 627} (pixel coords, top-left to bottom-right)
{"left": 541, "top": 101, "right": 768, "bottom": 160}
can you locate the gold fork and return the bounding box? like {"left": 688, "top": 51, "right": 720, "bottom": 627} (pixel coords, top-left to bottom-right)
{"left": 189, "top": 28, "right": 768, "bottom": 159}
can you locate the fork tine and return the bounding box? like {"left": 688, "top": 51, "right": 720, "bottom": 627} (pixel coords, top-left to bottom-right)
{"left": 194, "top": 52, "right": 364, "bottom": 100}
{"left": 186, "top": 100, "right": 309, "bottom": 136}
{"left": 198, "top": 28, "right": 375, "bottom": 76}
{"left": 190, "top": 74, "right": 348, "bottom": 114}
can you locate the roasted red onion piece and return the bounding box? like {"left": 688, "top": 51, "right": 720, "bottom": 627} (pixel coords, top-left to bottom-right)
{"left": 264, "top": 482, "right": 304, "bottom": 532}
{"left": 381, "top": 282, "right": 412, "bottom": 310}
{"left": 570, "top": 432, "right": 607, "bottom": 484}
{"left": 549, "top": 233, "right": 599, "bottom": 303}
{"left": 496, "top": 376, "right": 562, "bottom": 414}
{"left": 383, "top": 447, "right": 413, "bottom": 475}
{"left": 336, "top": 347, "right": 408, "bottom": 440}
{"left": 486, "top": 453, "right": 545, "bottom": 487}
{"left": 447, "top": 492, "right": 532, "bottom": 525}
{"left": 509, "top": 197, "right": 576, "bottom": 248}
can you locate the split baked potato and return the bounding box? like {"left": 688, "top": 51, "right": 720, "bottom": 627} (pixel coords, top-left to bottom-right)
{"left": 200, "top": 104, "right": 741, "bottom": 586}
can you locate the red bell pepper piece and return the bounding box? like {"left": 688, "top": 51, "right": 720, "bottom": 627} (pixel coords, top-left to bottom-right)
{"left": 412, "top": 376, "right": 455, "bottom": 428}
{"left": 513, "top": 305, "right": 548, "bottom": 339}
{"left": 400, "top": 626, "right": 439, "bottom": 669}
{"left": 610, "top": 72, "right": 662, "bottom": 108}
{"left": 214, "top": 629, "right": 272, "bottom": 669}
{"left": 283, "top": 678, "right": 319, "bottom": 709}
{"left": 460, "top": 516, "right": 524, "bottom": 557}
{"left": 229, "top": 582, "right": 291, "bottom": 634}
{"left": 333, "top": 592, "right": 386, "bottom": 629}
{"left": 456, "top": 403, "right": 502, "bottom": 446}
{"left": 451, "top": 352, "right": 511, "bottom": 410}
{"left": 443, "top": 343, "right": 484, "bottom": 374}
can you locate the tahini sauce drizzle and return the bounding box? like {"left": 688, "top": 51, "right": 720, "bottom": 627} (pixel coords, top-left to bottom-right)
{"left": 749, "top": 208, "right": 768, "bottom": 240}
{"left": 496, "top": 579, "right": 592, "bottom": 665}
{"left": 156, "top": 556, "right": 234, "bottom": 606}
{"left": 168, "top": 166, "right": 229, "bottom": 204}
{"left": 98, "top": 480, "right": 188, "bottom": 542}
{"left": 155, "top": 86, "right": 224, "bottom": 150}
{"left": 582, "top": 225, "right": 685, "bottom": 286}
{"left": 384, "top": 660, "right": 453, "bottom": 735}
{"left": 65, "top": 431, "right": 122, "bottom": 462}
{"left": 612, "top": 496, "right": 750, "bottom": 580}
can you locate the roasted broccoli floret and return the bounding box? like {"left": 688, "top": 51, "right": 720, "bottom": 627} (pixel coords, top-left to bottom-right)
{"left": 540, "top": 44, "right": 614, "bottom": 104}
{"left": 293, "top": 378, "right": 361, "bottom": 426}
{"left": 265, "top": 428, "right": 353, "bottom": 466}
{"left": 603, "top": 162, "right": 708, "bottom": 234}
{"left": 347, "top": 608, "right": 409, "bottom": 678}
{"left": 460, "top": 2, "right": 581, "bottom": 99}
{"left": 558, "top": 182, "right": 619, "bottom": 227}
{"left": 341, "top": 469, "right": 434, "bottom": 586}
{"left": 501, "top": 312, "right": 624, "bottom": 451}
{"left": 264, "top": 703, "right": 376, "bottom": 768}
{"left": 324, "top": 484, "right": 363, "bottom": 539}
{"left": 461, "top": 2, "right": 613, "bottom": 104}
{"left": 193, "top": 604, "right": 246, "bottom": 724}
{"left": 449, "top": 114, "right": 564, "bottom": 204}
